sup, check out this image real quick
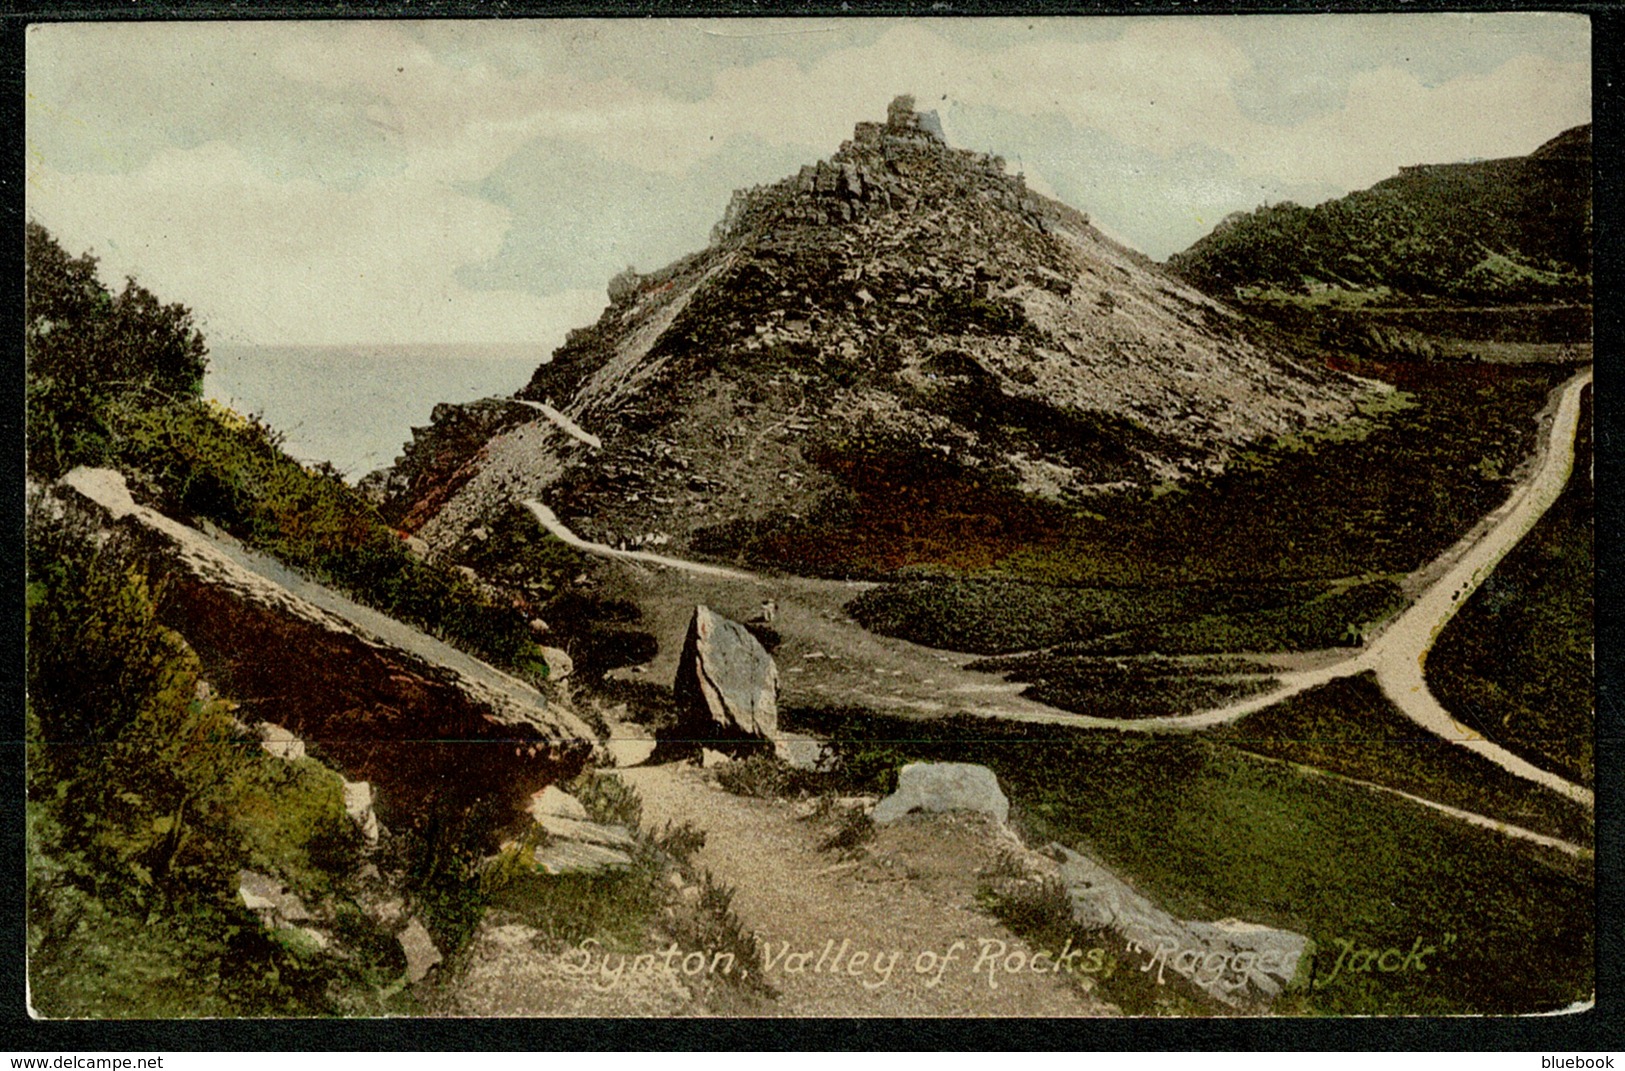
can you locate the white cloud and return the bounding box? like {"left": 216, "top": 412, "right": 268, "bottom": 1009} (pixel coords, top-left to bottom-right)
{"left": 29, "top": 140, "right": 606, "bottom": 345}
{"left": 25, "top": 16, "right": 1590, "bottom": 345}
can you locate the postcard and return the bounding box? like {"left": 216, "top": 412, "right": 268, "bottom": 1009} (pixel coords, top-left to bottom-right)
{"left": 22, "top": 13, "right": 1593, "bottom": 1019}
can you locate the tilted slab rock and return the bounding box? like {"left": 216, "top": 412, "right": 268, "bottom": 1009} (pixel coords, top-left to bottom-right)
{"left": 535, "top": 814, "right": 637, "bottom": 849}
{"left": 1055, "top": 845, "right": 1310, "bottom": 1009}
{"left": 532, "top": 839, "right": 634, "bottom": 875}
{"left": 872, "top": 762, "right": 1010, "bottom": 825}
{"left": 673, "top": 605, "right": 779, "bottom": 745}
{"left": 55, "top": 468, "right": 595, "bottom": 836}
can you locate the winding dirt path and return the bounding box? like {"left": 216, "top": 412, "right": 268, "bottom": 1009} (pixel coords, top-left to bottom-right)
{"left": 1365, "top": 370, "right": 1591, "bottom": 804}
{"left": 527, "top": 369, "right": 1594, "bottom": 808}
{"left": 1235, "top": 750, "right": 1590, "bottom": 859}
{"left": 511, "top": 399, "right": 603, "bottom": 450}
{"left": 1125, "top": 371, "right": 1593, "bottom": 807}
{"left": 522, "top": 499, "right": 762, "bottom": 581}
{"left": 617, "top": 762, "right": 1113, "bottom": 1017}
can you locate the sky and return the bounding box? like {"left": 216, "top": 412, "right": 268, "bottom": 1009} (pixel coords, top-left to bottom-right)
{"left": 26, "top": 14, "right": 1591, "bottom": 348}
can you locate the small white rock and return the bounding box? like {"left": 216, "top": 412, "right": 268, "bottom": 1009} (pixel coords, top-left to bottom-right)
{"left": 399, "top": 918, "right": 442, "bottom": 983}
{"left": 528, "top": 784, "right": 588, "bottom": 821}
{"left": 256, "top": 722, "right": 305, "bottom": 761}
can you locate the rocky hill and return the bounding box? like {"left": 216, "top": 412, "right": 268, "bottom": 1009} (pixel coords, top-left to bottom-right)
{"left": 1166, "top": 125, "right": 1591, "bottom": 306}
{"left": 366, "top": 96, "right": 1360, "bottom": 574}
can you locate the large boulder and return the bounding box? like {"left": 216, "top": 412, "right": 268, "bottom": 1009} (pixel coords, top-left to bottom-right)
{"left": 1055, "top": 846, "right": 1310, "bottom": 1009}
{"left": 52, "top": 468, "right": 596, "bottom": 838}
{"left": 672, "top": 605, "right": 779, "bottom": 746}
{"left": 872, "top": 762, "right": 1009, "bottom": 824}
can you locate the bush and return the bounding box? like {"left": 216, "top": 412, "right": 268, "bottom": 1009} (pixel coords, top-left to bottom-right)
{"left": 714, "top": 753, "right": 825, "bottom": 799}
{"left": 26, "top": 222, "right": 207, "bottom": 478}
{"left": 25, "top": 513, "right": 400, "bottom": 1016}
{"left": 107, "top": 398, "right": 550, "bottom": 678}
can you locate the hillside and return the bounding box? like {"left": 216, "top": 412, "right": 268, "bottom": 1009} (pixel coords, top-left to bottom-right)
{"left": 1165, "top": 125, "right": 1591, "bottom": 306}
{"left": 367, "top": 97, "right": 1359, "bottom": 572}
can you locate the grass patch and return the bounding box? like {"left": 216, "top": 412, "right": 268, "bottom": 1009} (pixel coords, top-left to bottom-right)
{"left": 1427, "top": 386, "right": 1592, "bottom": 785}
{"left": 789, "top": 706, "right": 1593, "bottom": 1015}
{"left": 962, "top": 654, "right": 1279, "bottom": 720}
{"left": 850, "top": 576, "right": 1403, "bottom": 657}
{"left": 1209, "top": 674, "right": 1592, "bottom": 845}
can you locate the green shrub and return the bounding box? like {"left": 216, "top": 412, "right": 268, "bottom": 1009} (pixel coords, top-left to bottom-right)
{"left": 566, "top": 769, "right": 643, "bottom": 827}
{"left": 105, "top": 397, "right": 548, "bottom": 677}
{"left": 24, "top": 511, "right": 415, "bottom": 1017}
{"left": 26, "top": 222, "right": 207, "bottom": 478}
{"left": 816, "top": 806, "right": 875, "bottom": 855}
{"left": 715, "top": 753, "right": 826, "bottom": 799}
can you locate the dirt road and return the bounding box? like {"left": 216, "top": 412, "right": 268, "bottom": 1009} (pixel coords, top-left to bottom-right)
{"left": 1134, "top": 371, "right": 1593, "bottom": 807}
{"left": 618, "top": 762, "right": 1113, "bottom": 1017}
{"left": 525, "top": 370, "right": 1595, "bottom": 807}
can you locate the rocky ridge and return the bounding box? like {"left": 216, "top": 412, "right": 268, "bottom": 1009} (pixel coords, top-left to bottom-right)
{"left": 369, "top": 96, "right": 1361, "bottom": 564}
{"left": 51, "top": 466, "right": 596, "bottom": 835}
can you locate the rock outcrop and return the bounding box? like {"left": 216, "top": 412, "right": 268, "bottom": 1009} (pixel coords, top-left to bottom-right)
{"left": 872, "top": 762, "right": 1010, "bottom": 824}
{"left": 672, "top": 605, "right": 779, "bottom": 747}
{"left": 371, "top": 96, "right": 1362, "bottom": 564}
{"left": 524, "top": 784, "right": 636, "bottom": 875}
{"left": 1054, "top": 845, "right": 1310, "bottom": 1009}
{"left": 343, "top": 780, "right": 381, "bottom": 845}
{"left": 54, "top": 467, "right": 596, "bottom": 836}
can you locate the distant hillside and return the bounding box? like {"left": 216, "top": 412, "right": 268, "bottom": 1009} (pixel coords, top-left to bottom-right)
{"left": 1166, "top": 125, "right": 1591, "bottom": 305}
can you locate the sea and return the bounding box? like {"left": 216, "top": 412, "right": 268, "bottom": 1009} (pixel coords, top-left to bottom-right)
{"left": 205, "top": 344, "right": 555, "bottom": 482}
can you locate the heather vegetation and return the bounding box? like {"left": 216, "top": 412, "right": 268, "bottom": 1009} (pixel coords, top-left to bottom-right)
{"left": 786, "top": 706, "right": 1593, "bottom": 1016}
{"left": 963, "top": 653, "right": 1279, "bottom": 721}
{"left": 845, "top": 359, "right": 1562, "bottom": 659}
{"left": 1427, "top": 387, "right": 1594, "bottom": 785}
{"left": 1166, "top": 126, "right": 1590, "bottom": 305}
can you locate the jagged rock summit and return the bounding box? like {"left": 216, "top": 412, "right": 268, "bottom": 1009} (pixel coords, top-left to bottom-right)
{"left": 370, "top": 96, "right": 1360, "bottom": 570}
